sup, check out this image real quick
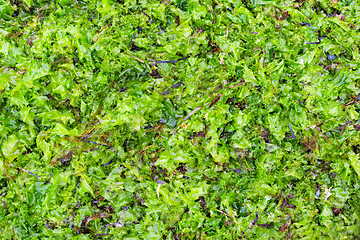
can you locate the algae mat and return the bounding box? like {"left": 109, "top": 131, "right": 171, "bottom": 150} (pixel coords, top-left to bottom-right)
{"left": 1, "top": 0, "right": 360, "bottom": 239}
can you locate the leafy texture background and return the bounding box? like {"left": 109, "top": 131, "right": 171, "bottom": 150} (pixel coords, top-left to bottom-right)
{"left": 1, "top": 0, "right": 360, "bottom": 239}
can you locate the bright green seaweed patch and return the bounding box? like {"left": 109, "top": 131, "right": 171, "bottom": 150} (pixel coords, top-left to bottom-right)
{"left": 1, "top": 0, "right": 360, "bottom": 239}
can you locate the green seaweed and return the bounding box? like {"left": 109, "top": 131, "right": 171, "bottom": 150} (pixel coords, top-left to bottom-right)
{"left": 1, "top": 0, "right": 360, "bottom": 239}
